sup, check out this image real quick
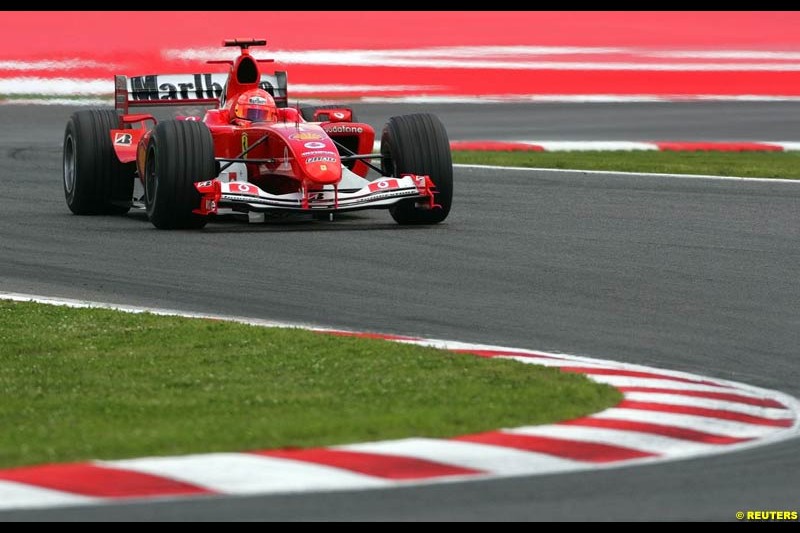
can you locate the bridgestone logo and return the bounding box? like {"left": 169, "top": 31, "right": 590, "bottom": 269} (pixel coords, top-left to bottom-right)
{"left": 324, "top": 125, "right": 364, "bottom": 134}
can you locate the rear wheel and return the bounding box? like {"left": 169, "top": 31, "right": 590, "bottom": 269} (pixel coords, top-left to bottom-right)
{"left": 381, "top": 113, "right": 453, "bottom": 225}
{"left": 63, "top": 109, "right": 135, "bottom": 215}
{"left": 144, "top": 120, "right": 216, "bottom": 229}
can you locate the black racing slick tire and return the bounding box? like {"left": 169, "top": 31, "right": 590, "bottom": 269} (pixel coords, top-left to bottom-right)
{"left": 380, "top": 113, "right": 453, "bottom": 225}
{"left": 299, "top": 104, "right": 359, "bottom": 123}
{"left": 63, "top": 109, "right": 135, "bottom": 215}
{"left": 144, "top": 120, "right": 216, "bottom": 230}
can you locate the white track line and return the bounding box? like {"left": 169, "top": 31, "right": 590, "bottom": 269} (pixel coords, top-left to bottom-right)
{"left": 360, "top": 95, "right": 800, "bottom": 104}
{"left": 162, "top": 45, "right": 800, "bottom": 63}
{"left": 454, "top": 163, "right": 800, "bottom": 183}
{"left": 0, "top": 60, "right": 117, "bottom": 70}
{"left": 162, "top": 47, "right": 800, "bottom": 71}
{"left": 6, "top": 93, "right": 800, "bottom": 105}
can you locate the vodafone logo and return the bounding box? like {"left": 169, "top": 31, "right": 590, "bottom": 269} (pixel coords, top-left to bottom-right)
{"left": 368, "top": 179, "right": 398, "bottom": 192}
{"left": 323, "top": 125, "right": 364, "bottom": 134}
{"left": 232, "top": 182, "right": 257, "bottom": 195}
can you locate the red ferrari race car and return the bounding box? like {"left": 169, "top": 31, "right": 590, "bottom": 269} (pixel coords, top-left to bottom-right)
{"left": 62, "top": 38, "right": 452, "bottom": 229}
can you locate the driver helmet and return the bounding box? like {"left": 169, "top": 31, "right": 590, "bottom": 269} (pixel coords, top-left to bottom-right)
{"left": 233, "top": 88, "right": 277, "bottom": 122}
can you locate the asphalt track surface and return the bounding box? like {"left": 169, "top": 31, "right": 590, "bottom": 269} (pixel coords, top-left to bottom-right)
{"left": 1, "top": 104, "right": 799, "bottom": 521}
{"left": 357, "top": 101, "right": 800, "bottom": 142}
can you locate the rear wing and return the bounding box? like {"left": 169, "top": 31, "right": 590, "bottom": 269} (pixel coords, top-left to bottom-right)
{"left": 114, "top": 72, "right": 288, "bottom": 114}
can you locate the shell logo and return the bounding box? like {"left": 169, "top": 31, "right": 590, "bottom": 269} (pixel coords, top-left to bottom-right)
{"left": 290, "top": 132, "right": 324, "bottom": 141}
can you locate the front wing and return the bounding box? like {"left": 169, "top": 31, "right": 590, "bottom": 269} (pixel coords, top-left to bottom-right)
{"left": 193, "top": 174, "right": 438, "bottom": 215}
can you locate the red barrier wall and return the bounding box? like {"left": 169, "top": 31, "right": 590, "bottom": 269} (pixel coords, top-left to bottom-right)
{"left": 3, "top": 11, "right": 800, "bottom": 99}
{"left": 3, "top": 11, "right": 800, "bottom": 54}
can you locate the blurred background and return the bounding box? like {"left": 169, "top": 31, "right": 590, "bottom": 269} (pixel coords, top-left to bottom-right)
{"left": 3, "top": 10, "right": 800, "bottom": 103}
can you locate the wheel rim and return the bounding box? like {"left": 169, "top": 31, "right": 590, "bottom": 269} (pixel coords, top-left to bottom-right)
{"left": 63, "top": 135, "right": 75, "bottom": 194}
{"left": 145, "top": 145, "right": 157, "bottom": 207}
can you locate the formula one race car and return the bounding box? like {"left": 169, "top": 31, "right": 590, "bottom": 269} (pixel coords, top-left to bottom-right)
{"left": 62, "top": 38, "right": 452, "bottom": 229}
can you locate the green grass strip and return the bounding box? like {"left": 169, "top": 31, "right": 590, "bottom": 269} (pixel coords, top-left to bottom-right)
{"left": 451, "top": 150, "right": 800, "bottom": 179}
{"left": 0, "top": 301, "right": 620, "bottom": 468}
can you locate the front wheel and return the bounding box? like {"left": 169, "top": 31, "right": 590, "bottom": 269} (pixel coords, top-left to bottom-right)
{"left": 381, "top": 113, "right": 453, "bottom": 225}
{"left": 144, "top": 120, "right": 216, "bottom": 229}
{"left": 63, "top": 109, "right": 135, "bottom": 215}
